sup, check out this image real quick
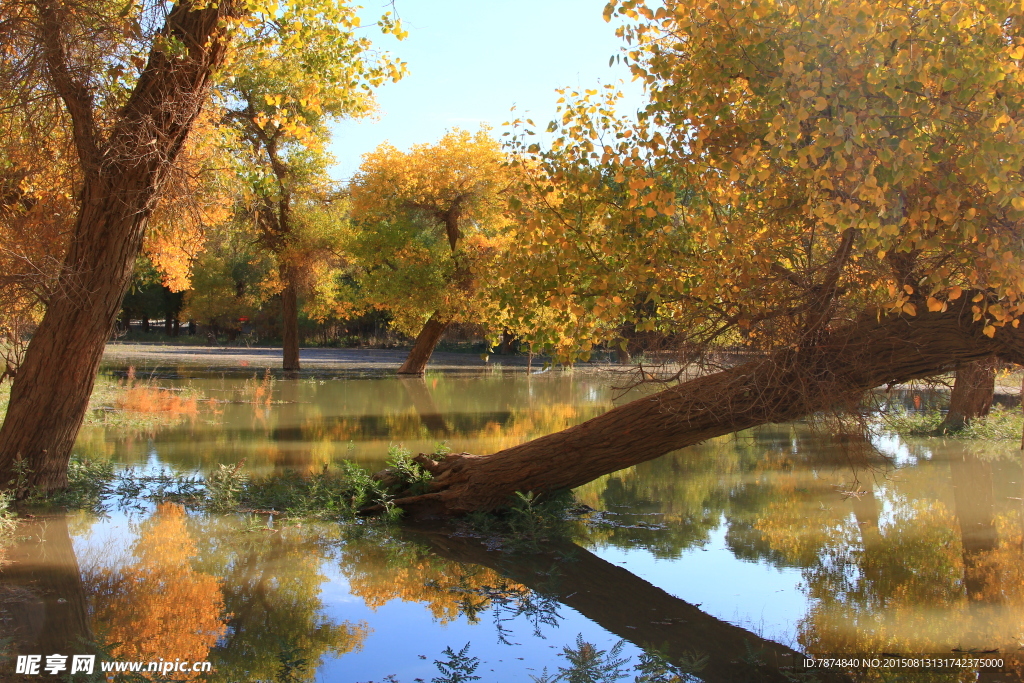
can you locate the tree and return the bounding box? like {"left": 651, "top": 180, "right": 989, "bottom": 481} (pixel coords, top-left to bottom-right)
{"left": 0, "top": 0, "right": 403, "bottom": 494}
{"left": 216, "top": 2, "right": 405, "bottom": 370}
{"left": 346, "top": 128, "right": 512, "bottom": 375}
{"left": 0, "top": 0, "right": 244, "bottom": 496}
{"left": 370, "top": 0, "right": 1024, "bottom": 516}
{"left": 939, "top": 358, "right": 997, "bottom": 432}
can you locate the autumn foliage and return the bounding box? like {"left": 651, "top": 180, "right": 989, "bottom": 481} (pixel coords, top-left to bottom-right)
{"left": 89, "top": 503, "right": 227, "bottom": 679}
{"left": 503, "top": 0, "right": 1024, "bottom": 361}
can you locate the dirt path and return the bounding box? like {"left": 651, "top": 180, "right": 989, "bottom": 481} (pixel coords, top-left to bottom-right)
{"left": 101, "top": 342, "right": 574, "bottom": 372}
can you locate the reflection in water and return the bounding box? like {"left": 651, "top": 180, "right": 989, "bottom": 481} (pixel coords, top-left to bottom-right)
{"left": 0, "top": 516, "right": 92, "bottom": 658}
{"left": 340, "top": 532, "right": 535, "bottom": 627}
{"left": 39, "top": 371, "right": 1024, "bottom": 680}
{"left": 86, "top": 503, "right": 226, "bottom": 678}
{"left": 77, "top": 371, "right": 615, "bottom": 473}
{"left": 409, "top": 530, "right": 809, "bottom": 683}
{"left": 192, "top": 518, "right": 369, "bottom": 682}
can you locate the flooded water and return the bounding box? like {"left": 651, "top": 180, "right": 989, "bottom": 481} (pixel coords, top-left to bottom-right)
{"left": 4, "top": 368, "right": 1024, "bottom": 682}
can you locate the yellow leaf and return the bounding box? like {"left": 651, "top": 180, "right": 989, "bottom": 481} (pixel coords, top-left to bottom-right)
{"left": 902, "top": 302, "right": 917, "bottom": 316}
{"left": 926, "top": 296, "right": 943, "bottom": 312}
{"left": 983, "top": 324, "right": 996, "bottom": 337}
{"left": 948, "top": 286, "right": 962, "bottom": 300}
{"left": 1012, "top": 197, "right": 1024, "bottom": 211}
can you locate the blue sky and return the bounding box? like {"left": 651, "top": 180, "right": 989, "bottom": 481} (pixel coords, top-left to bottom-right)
{"left": 329, "top": 0, "right": 645, "bottom": 179}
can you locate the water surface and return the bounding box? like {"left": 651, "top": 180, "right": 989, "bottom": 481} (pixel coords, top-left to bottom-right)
{"left": 4, "top": 369, "right": 1024, "bottom": 681}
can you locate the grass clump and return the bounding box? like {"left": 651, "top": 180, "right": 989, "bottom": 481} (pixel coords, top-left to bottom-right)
{"left": 0, "top": 491, "right": 17, "bottom": 543}
{"left": 384, "top": 444, "right": 433, "bottom": 495}
{"left": 464, "top": 489, "right": 586, "bottom": 553}
{"left": 882, "top": 405, "right": 1024, "bottom": 440}
{"left": 530, "top": 635, "right": 707, "bottom": 683}
{"left": 48, "top": 457, "right": 117, "bottom": 509}
{"left": 205, "top": 462, "right": 249, "bottom": 512}
{"left": 236, "top": 461, "right": 392, "bottom": 519}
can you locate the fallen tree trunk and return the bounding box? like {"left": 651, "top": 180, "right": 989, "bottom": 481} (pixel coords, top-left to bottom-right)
{"left": 375, "top": 300, "right": 1024, "bottom": 517}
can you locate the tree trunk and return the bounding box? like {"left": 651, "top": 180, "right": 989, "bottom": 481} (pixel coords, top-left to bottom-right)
{"left": 0, "top": 0, "right": 238, "bottom": 495}
{"left": 397, "top": 313, "right": 450, "bottom": 376}
{"left": 281, "top": 264, "right": 300, "bottom": 372}
{"left": 412, "top": 529, "right": 825, "bottom": 682}
{"left": 372, "top": 299, "right": 1024, "bottom": 517}
{"left": 939, "top": 357, "right": 996, "bottom": 433}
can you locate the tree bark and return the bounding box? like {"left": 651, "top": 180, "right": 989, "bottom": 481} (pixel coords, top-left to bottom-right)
{"left": 372, "top": 299, "right": 1024, "bottom": 517}
{"left": 396, "top": 313, "right": 450, "bottom": 376}
{"left": 939, "top": 357, "right": 996, "bottom": 433}
{"left": 0, "top": 0, "right": 238, "bottom": 494}
{"left": 281, "top": 264, "right": 300, "bottom": 372}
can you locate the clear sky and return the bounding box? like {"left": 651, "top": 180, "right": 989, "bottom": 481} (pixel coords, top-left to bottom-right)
{"left": 329, "top": 0, "right": 645, "bottom": 180}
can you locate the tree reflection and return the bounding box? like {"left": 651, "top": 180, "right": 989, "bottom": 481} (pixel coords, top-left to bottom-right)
{"left": 338, "top": 531, "right": 539, "bottom": 631}
{"left": 87, "top": 503, "right": 227, "bottom": 679}
{"left": 0, "top": 515, "right": 93, "bottom": 660}
{"left": 194, "top": 519, "right": 369, "bottom": 682}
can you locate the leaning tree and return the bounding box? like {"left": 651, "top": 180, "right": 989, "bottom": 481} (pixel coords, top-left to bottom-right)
{"left": 373, "top": 0, "right": 1024, "bottom": 516}
{"left": 0, "top": 0, "right": 404, "bottom": 494}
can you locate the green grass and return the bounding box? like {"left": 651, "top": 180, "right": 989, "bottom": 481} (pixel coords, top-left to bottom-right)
{"left": 881, "top": 405, "right": 1024, "bottom": 440}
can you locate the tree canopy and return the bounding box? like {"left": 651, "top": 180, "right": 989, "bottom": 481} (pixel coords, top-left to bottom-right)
{"left": 503, "top": 0, "right": 1024, "bottom": 361}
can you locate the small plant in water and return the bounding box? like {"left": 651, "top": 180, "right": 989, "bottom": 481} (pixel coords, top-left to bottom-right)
{"left": 465, "top": 489, "right": 582, "bottom": 553}
{"left": 205, "top": 461, "right": 249, "bottom": 512}
{"left": 635, "top": 647, "right": 706, "bottom": 682}
{"left": 0, "top": 491, "right": 17, "bottom": 552}
{"left": 432, "top": 642, "right": 481, "bottom": 683}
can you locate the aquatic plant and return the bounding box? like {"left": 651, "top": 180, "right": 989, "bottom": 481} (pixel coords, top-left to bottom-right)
{"left": 532, "top": 635, "right": 629, "bottom": 683}
{"left": 385, "top": 444, "right": 434, "bottom": 493}
{"left": 531, "top": 637, "right": 701, "bottom": 683}
{"left": 237, "top": 461, "right": 392, "bottom": 519}
{"left": 464, "top": 489, "right": 584, "bottom": 553}
{"left": 204, "top": 462, "right": 249, "bottom": 512}
{"left": 0, "top": 490, "right": 17, "bottom": 549}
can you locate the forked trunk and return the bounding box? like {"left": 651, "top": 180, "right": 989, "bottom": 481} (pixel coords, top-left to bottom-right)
{"left": 939, "top": 357, "right": 996, "bottom": 432}
{"left": 371, "top": 300, "right": 1024, "bottom": 517}
{"left": 397, "top": 313, "right": 450, "bottom": 375}
{"left": 281, "top": 265, "right": 300, "bottom": 372}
